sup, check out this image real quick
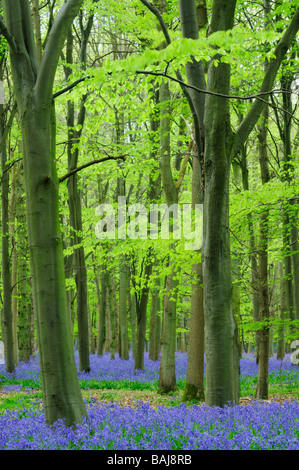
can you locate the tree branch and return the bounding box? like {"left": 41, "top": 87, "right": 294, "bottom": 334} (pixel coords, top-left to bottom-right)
{"left": 234, "top": 7, "right": 299, "bottom": 157}
{"left": 0, "top": 17, "right": 18, "bottom": 53}
{"left": 136, "top": 69, "right": 294, "bottom": 103}
{"left": 139, "top": 0, "right": 171, "bottom": 46}
{"left": 136, "top": 69, "right": 299, "bottom": 125}
{"left": 59, "top": 155, "right": 126, "bottom": 183}
{"left": 35, "top": 0, "right": 84, "bottom": 101}
{"left": 53, "top": 76, "right": 90, "bottom": 99}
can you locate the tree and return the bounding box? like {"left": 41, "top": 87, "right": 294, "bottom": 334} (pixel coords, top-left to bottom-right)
{"left": 0, "top": 77, "right": 16, "bottom": 373}
{"left": 1, "top": 0, "right": 87, "bottom": 426}
{"left": 203, "top": 0, "right": 299, "bottom": 406}
{"left": 63, "top": 11, "right": 94, "bottom": 373}
{"left": 179, "top": 0, "right": 206, "bottom": 403}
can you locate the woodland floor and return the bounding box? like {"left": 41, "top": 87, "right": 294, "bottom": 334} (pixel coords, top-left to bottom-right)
{"left": 0, "top": 387, "right": 298, "bottom": 412}
{"left": 0, "top": 354, "right": 298, "bottom": 450}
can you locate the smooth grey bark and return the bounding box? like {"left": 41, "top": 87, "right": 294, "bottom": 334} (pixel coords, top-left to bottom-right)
{"left": 238, "top": 141, "right": 260, "bottom": 361}
{"left": 107, "top": 272, "right": 118, "bottom": 360}
{"left": 277, "top": 261, "right": 286, "bottom": 360}
{"left": 115, "top": 108, "right": 129, "bottom": 360}
{"left": 9, "top": 163, "right": 19, "bottom": 365}
{"left": 291, "top": 209, "right": 299, "bottom": 321}
{"left": 158, "top": 270, "right": 178, "bottom": 393}
{"left": 202, "top": 0, "right": 240, "bottom": 407}
{"left": 64, "top": 21, "right": 92, "bottom": 373}
{"left": 134, "top": 255, "right": 152, "bottom": 371}
{"left": 149, "top": 275, "right": 161, "bottom": 361}
{"left": 158, "top": 80, "right": 178, "bottom": 393}
{"left": 2, "top": 0, "right": 87, "bottom": 425}
{"left": 179, "top": 0, "right": 206, "bottom": 402}
{"left": 107, "top": 271, "right": 116, "bottom": 360}
{"left": 97, "top": 268, "right": 107, "bottom": 357}
{"left": 128, "top": 268, "right": 137, "bottom": 359}
{"left": 16, "top": 161, "right": 34, "bottom": 362}
{"left": 117, "top": 173, "right": 129, "bottom": 360}
{"left": 148, "top": 85, "right": 161, "bottom": 363}
{"left": 269, "top": 264, "right": 279, "bottom": 357}
{"left": 119, "top": 258, "right": 129, "bottom": 360}
{"left": 0, "top": 101, "right": 16, "bottom": 373}
{"left": 255, "top": 101, "right": 270, "bottom": 400}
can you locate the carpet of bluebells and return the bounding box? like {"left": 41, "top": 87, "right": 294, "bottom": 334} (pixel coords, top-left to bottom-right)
{"left": 0, "top": 352, "right": 298, "bottom": 450}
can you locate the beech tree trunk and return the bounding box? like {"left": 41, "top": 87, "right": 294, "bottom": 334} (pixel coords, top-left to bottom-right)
{"left": 107, "top": 271, "right": 116, "bottom": 360}
{"left": 158, "top": 79, "right": 178, "bottom": 393}
{"left": 97, "top": 268, "right": 107, "bottom": 357}
{"left": 15, "top": 160, "right": 34, "bottom": 362}
{"left": 149, "top": 276, "right": 161, "bottom": 361}
{"left": 2, "top": 0, "right": 87, "bottom": 426}
{"left": 256, "top": 103, "right": 270, "bottom": 399}
{"left": 65, "top": 22, "right": 92, "bottom": 373}
{"left": 277, "top": 261, "right": 286, "bottom": 360}
{"left": 134, "top": 256, "right": 152, "bottom": 371}
{"left": 0, "top": 97, "right": 16, "bottom": 373}
{"left": 203, "top": 0, "right": 240, "bottom": 407}
{"left": 179, "top": 0, "right": 206, "bottom": 402}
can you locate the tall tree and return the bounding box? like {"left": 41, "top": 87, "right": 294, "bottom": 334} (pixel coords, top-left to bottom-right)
{"left": 64, "top": 11, "right": 94, "bottom": 373}
{"left": 255, "top": 104, "right": 271, "bottom": 399}
{"left": 203, "top": 0, "right": 299, "bottom": 406}
{"left": 1, "top": 0, "right": 87, "bottom": 425}
{"left": 133, "top": 252, "right": 152, "bottom": 370}
{"left": 0, "top": 80, "right": 16, "bottom": 373}
{"left": 202, "top": 0, "right": 239, "bottom": 407}
{"left": 158, "top": 79, "right": 178, "bottom": 393}
{"left": 179, "top": 0, "right": 206, "bottom": 403}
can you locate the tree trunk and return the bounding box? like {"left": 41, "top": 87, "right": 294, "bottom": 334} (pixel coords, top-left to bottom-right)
{"left": 0, "top": 102, "right": 16, "bottom": 373}
{"left": 16, "top": 161, "right": 33, "bottom": 362}
{"left": 128, "top": 269, "right": 137, "bottom": 359}
{"left": 107, "top": 271, "right": 116, "bottom": 360}
{"left": 148, "top": 86, "right": 161, "bottom": 363}
{"left": 134, "top": 256, "right": 152, "bottom": 371}
{"left": 158, "top": 79, "right": 178, "bottom": 393}
{"left": 97, "top": 268, "right": 107, "bottom": 357}
{"left": 9, "top": 163, "right": 19, "bottom": 364}
{"left": 203, "top": 0, "right": 239, "bottom": 407}
{"left": 291, "top": 212, "right": 299, "bottom": 321}
{"left": 256, "top": 102, "right": 270, "bottom": 399}
{"left": 65, "top": 25, "right": 92, "bottom": 373}
{"left": 3, "top": 0, "right": 87, "bottom": 425}
{"left": 149, "top": 275, "right": 161, "bottom": 361}
{"left": 182, "top": 261, "right": 204, "bottom": 401}
{"left": 179, "top": 0, "right": 206, "bottom": 403}
{"left": 158, "top": 270, "right": 178, "bottom": 393}
{"left": 119, "top": 258, "right": 129, "bottom": 360}
{"left": 277, "top": 262, "right": 286, "bottom": 360}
